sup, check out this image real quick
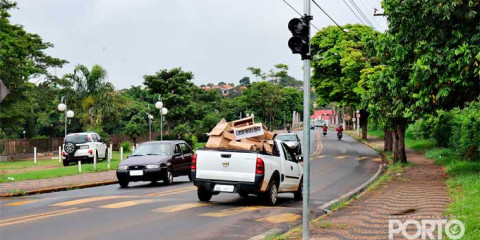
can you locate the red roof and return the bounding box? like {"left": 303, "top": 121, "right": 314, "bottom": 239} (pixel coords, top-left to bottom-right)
{"left": 310, "top": 110, "right": 333, "bottom": 120}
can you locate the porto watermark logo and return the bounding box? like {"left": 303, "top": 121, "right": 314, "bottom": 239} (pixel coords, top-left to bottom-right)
{"left": 388, "top": 219, "right": 464, "bottom": 239}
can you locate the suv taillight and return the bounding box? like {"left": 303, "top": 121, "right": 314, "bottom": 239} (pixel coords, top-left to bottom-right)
{"left": 191, "top": 153, "right": 197, "bottom": 170}
{"left": 256, "top": 157, "right": 264, "bottom": 175}
{"left": 62, "top": 151, "right": 67, "bottom": 156}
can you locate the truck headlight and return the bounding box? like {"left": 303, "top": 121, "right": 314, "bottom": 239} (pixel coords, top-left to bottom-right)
{"left": 146, "top": 165, "right": 160, "bottom": 169}
{"left": 117, "top": 166, "right": 128, "bottom": 170}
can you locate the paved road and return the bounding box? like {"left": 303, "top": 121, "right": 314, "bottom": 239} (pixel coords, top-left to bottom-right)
{"left": 0, "top": 129, "right": 380, "bottom": 240}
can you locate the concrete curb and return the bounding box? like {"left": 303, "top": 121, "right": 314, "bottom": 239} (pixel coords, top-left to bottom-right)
{"left": 0, "top": 180, "right": 118, "bottom": 198}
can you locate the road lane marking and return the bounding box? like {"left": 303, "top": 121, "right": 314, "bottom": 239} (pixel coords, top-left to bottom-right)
{"left": 201, "top": 206, "right": 266, "bottom": 217}
{"left": 3, "top": 199, "right": 38, "bottom": 206}
{"left": 154, "top": 202, "right": 211, "bottom": 213}
{"left": 373, "top": 158, "right": 382, "bottom": 162}
{"left": 311, "top": 130, "right": 323, "bottom": 157}
{"left": 255, "top": 213, "right": 301, "bottom": 223}
{"left": 99, "top": 199, "right": 158, "bottom": 209}
{"left": 147, "top": 186, "right": 196, "bottom": 197}
{"left": 356, "top": 156, "right": 369, "bottom": 161}
{"left": 0, "top": 208, "right": 89, "bottom": 227}
{"left": 334, "top": 155, "right": 347, "bottom": 159}
{"left": 50, "top": 195, "right": 134, "bottom": 207}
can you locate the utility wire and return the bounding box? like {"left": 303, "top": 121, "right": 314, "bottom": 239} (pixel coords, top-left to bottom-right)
{"left": 311, "top": 0, "right": 344, "bottom": 30}
{"left": 341, "top": 0, "right": 366, "bottom": 26}
{"left": 282, "top": 0, "right": 320, "bottom": 31}
{"left": 311, "top": 0, "right": 361, "bottom": 41}
{"left": 356, "top": 0, "right": 382, "bottom": 27}
{"left": 348, "top": 0, "right": 376, "bottom": 29}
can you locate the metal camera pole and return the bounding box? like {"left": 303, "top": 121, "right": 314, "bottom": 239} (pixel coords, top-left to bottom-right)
{"left": 302, "top": 0, "right": 311, "bottom": 239}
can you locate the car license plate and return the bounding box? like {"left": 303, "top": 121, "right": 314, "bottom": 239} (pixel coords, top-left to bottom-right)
{"left": 213, "top": 184, "right": 234, "bottom": 192}
{"left": 129, "top": 170, "right": 143, "bottom": 176}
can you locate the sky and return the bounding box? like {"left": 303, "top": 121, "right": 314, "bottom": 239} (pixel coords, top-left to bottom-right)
{"left": 10, "top": 0, "right": 387, "bottom": 90}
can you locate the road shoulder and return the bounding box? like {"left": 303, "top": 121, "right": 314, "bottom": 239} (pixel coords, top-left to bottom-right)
{"left": 273, "top": 135, "right": 450, "bottom": 240}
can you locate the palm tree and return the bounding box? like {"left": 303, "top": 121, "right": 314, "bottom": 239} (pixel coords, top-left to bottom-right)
{"left": 64, "top": 64, "right": 113, "bottom": 127}
{"left": 65, "top": 64, "right": 108, "bottom": 98}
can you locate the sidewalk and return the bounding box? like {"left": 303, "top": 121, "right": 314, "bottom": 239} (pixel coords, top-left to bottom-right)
{"left": 306, "top": 137, "right": 450, "bottom": 240}
{"left": 0, "top": 171, "right": 117, "bottom": 197}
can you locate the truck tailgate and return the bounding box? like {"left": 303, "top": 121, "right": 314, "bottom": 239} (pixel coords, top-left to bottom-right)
{"left": 196, "top": 150, "right": 257, "bottom": 182}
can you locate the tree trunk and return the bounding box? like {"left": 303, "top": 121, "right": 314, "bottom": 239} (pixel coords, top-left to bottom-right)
{"left": 392, "top": 119, "right": 407, "bottom": 163}
{"left": 360, "top": 109, "right": 369, "bottom": 140}
{"left": 384, "top": 127, "right": 393, "bottom": 152}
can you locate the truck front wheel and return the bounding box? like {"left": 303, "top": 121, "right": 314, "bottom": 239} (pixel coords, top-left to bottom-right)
{"left": 294, "top": 180, "right": 303, "bottom": 201}
{"left": 197, "top": 188, "right": 213, "bottom": 202}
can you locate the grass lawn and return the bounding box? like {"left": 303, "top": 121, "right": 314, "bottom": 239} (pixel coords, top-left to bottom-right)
{"left": 425, "top": 148, "right": 480, "bottom": 239}
{"left": 0, "top": 151, "right": 130, "bottom": 183}
{"left": 0, "top": 158, "right": 62, "bottom": 170}
{"left": 367, "top": 129, "right": 384, "bottom": 138}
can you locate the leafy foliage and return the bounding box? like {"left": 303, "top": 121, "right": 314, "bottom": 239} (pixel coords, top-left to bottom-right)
{"left": 310, "top": 24, "right": 378, "bottom": 107}
{"left": 0, "top": 1, "right": 67, "bottom": 138}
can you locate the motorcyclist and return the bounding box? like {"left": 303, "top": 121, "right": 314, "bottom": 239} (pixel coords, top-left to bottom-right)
{"left": 286, "top": 124, "right": 291, "bottom": 133}
{"left": 322, "top": 124, "right": 328, "bottom": 135}
{"left": 336, "top": 125, "right": 343, "bottom": 139}
{"left": 336, "top": 125, "right": 343, "bottom": 134}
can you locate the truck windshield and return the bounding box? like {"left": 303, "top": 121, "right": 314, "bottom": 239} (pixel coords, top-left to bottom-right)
{"left": 131, "top": 143, "right": 171, "bottom": 156}
{"left": 65, "top": 135, "right": 89, "bottom": 144}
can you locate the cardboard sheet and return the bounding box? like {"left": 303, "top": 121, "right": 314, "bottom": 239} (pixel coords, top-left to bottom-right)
{"left": 228, "top": 141, "right": 256, "bottom": 151}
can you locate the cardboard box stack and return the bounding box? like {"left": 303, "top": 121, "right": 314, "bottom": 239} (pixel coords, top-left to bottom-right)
{"left": 205, "top": 117, "right": 276, "bottom": 154}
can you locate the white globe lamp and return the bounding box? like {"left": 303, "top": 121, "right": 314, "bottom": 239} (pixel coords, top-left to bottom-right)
{"left": 57, "top": 103, "right": 66, "bottom": 112}
{"left": 66, "top": 110, "right": 74, "bottom": 118}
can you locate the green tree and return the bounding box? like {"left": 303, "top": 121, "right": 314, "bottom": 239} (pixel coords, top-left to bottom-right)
{"left": 239, "top": 76, "right": 250, "bottom": 86}
{"left": 143, "top": 68, "right": 194, "bottom": 130}
{"left": 123, "top": 114, "right": 147, "bottom": 146}
{"left": 218, "top": 81, "right": 226, "bottom": 86}
{"left": 0, "top": 1, "right": 67, "bottom": 138}
{"left": 63, "top": 64, "right": 116, "bottom": 128}
{"left": 310, "top": 24, "right": 378, "bottom": 140}
{"left": 241, "top": 82, "right": 284, "bottom": 130}
{"left": 247, "top": 67, "right": 266, "bottom": 82}
{"left": 278, "top": 87, "right": 303, "bottom": 127}
{"left": 362, "top": 0, "right": 480, "bottom": 163}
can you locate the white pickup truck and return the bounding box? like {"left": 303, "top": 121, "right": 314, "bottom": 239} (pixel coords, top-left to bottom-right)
{"left": 191, "top": 139, "right": 303, "bottom": 205}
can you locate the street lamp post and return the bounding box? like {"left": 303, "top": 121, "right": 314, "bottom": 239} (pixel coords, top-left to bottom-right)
{"left": 148, "top": 114, "right": 154, "bottom": 141}
{"left": 23, "top": 130, "right": 26, "bottom": 139}
{"left": 155, "top": 97, "right": 168, "bottom": 141}
{"left": 161, "top": 107, "right": 168, "bottom": 140}
{"left": 58, "top": 96, "right": 74, "bottom": 137}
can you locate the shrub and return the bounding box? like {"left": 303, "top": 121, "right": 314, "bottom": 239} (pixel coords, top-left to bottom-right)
{"left": 431, "top": 110, "right": 454, "bottom": 147}
{"left": 448, "top": 101, "right": 480, "bottom": 161}
{"left": 191, "top": 135, "right": 198, "bottom": 150}
{"left": 121, "top": 141, "right": 132, "bottom": 153}
{"left": 405, "top": 118, "right": 431, "bottom": 140}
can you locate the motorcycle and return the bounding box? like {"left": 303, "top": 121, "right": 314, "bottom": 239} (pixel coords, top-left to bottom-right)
{"left": 323, "top": 129, "right": 327, "bottom": 136}
{"left": 337, "top": 132, "right": 343, "bottom": 140}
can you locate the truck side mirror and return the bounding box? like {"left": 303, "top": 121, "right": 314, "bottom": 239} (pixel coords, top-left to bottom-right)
{"left": 296, "top": 155, "right": 303, "bottom": 162}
